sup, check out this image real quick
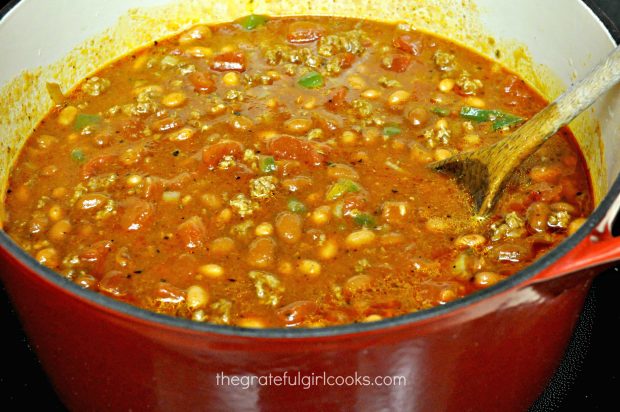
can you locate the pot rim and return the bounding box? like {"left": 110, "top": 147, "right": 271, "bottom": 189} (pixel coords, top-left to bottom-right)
{"left": 0, "top": 0, "right": 618, "bottom": 339}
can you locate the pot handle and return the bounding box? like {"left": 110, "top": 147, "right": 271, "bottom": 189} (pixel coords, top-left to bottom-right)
{"left": 527, "top": 194, "right": 620, "bottom": 284}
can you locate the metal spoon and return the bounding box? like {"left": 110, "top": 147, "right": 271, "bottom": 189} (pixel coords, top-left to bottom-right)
{"left": 429, "top": 46, "right": 620, "bottom": 217}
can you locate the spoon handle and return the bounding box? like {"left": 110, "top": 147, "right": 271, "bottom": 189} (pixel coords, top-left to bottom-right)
{"left": 499, "top": 45, "right": 620, "bottom": 159}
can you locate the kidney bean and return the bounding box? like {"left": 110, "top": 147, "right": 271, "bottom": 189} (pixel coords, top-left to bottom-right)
{"left": 526, "top": 202, "right": 551, "bottom": 233}
{"left": 211, "top": 52, "right": 246, "bottom": 72}
{"left": 188, "top": 71, "right": 217, "bottom": 93}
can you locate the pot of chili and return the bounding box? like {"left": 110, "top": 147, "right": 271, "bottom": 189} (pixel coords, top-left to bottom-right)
{"left": 0, "top": 0, "right": 619, "bottom": 410}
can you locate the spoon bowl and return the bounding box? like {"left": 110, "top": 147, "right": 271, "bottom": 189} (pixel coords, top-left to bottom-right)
{"left": 430, "top": 46, "right": 620, "bottom": 216}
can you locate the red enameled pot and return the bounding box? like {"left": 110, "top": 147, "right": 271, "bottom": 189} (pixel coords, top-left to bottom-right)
{"left": 1, "top": 0, "right": 619, "bottom": 410}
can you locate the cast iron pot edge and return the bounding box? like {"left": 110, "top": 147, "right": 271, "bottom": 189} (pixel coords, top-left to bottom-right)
{"left": 0, "top": 0, "right": 618, "bottom": 340}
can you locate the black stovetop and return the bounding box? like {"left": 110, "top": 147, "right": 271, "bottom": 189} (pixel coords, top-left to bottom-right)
{"left": 0, "top": 0, "right": 618, "bottom": 410}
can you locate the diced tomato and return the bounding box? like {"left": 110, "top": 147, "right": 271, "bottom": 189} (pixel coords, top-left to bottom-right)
{"left": 147, "top": 254, "right": 198, "bottom": 282}
{"left": 211, "top": 52, "right": 246, "bottom": 72}
{"left": 503, "top": 75, "right": 523, "bottom": 95}
{"left": 188, "top": 71, "right": 216, "bottom": 93}
{"left": 325, "top": 86, "right": 349, "bottom": 111}
{"left": 488, "top": 242, "right": 533, "bottom": 264}
{"left": 313, "top": 110, "right": 343, "bottom": 130}
{"left": 267, "top": 135, "right": 330, "bottom": 166}
{"left": 365, "top": 299, "right": 403, "bottom": 318}
{"left": 99, "top": 270, "right": 134, "bottom": 298}
{"left": 81, "top": 155, "right": 117, "bottom": 179}
{"left": 143, "top": 173, "right": 194, "bottom": 200}
{"left": 119, "top": 197, "right": 155, "bottom": 232}
{"left": 164, "top": 172, "right": 195, "bottom": 189}
{"left": 78, "top": 240, "right": 113, "bottom": 276}
{"left": 501, "top": 192, "right": 530, "bottom": 214}
{"left": 502, "top": 75, "right": 532, "bottom": 106}
{"left": 560, "top": 176, "right": 579, "bottom": 200}
{"left": 121, "top": 118, "right": 145, "bottom": 138}
{"left": 393, "top": 34, "right": 422, "bottom": 55}
{"left": 79, "top": 240, "right": 113, "bottom": 264}
{"left": 176, "top": 216, "right": 207, "bottom": 249}
{"left": 151, "top": 117, "right": 181, "bottom": 132}
{"left": 173, "top": 253, "right": 199, "bottom": 277}
{"left": 407, "top": 257, "right": 441, "bottom": 276}
{"left": 74, "top": 274, "right": 98, "bottom": 290}
{"left": 287, "top": 21, "right": 324, "bottom": 44}
{"left": 202, "top": 140, "right": 244, "bottom": 169}
{"left": 382, "top": 53, "right": 412, "bottom": 72}
{"left": 148, "top": 282, "right": 187, "bottom": 313}
{"left": 152, "top": 282, "right": 186, "bottom": 306}
{"left": 527, "top": 182, "right": 563, "bottom": 203}
{"left": 342, "top": 193, "right": 368, "bottom": 216}
{"left": 381, "top": 201, "right": 410, "bottom": 226}
{"left": 340, "top": 52, "right": 356, "bottom": 69}
{"left": 142, "top": 177, "right": 164, "bottom": 200}
{"left": 276, "top": 300, "right": 318, "bottom": 326}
